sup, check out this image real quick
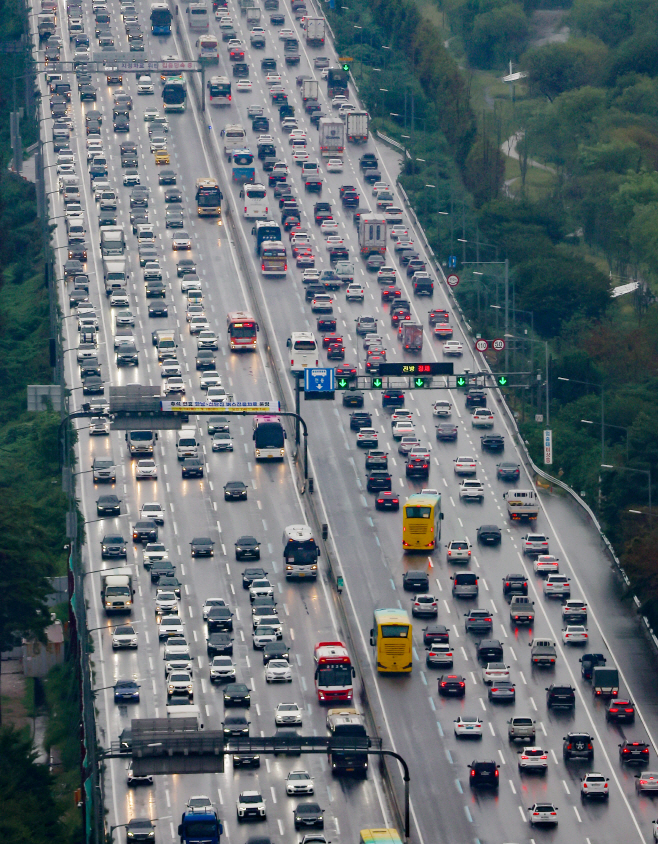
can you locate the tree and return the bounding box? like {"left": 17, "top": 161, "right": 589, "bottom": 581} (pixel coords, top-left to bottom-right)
{"left": 463, "top": 134, "right": 506, "bottom": 205}
{"left": 0, "top": 727, "right": 66, "bottom": 844}
{"left": 522, "top": 39, "right": 608, "bottom": 101}
{"left": 468, "top": 3, "right": 529, "bottom": 69}
{"left": 516, "top": 253, "right": 611, "bottom": 336}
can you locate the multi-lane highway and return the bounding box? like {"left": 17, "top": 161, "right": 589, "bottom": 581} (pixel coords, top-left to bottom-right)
{"left": 36, "top": 0, "right": 658, "bottom": 842}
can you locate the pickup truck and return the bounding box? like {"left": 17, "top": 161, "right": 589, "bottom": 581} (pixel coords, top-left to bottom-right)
{"left": 509, "top": 596, "right": 535, "bottom": 625}
{"left": 530, "top": 638, "right": 557, "bottom": 667}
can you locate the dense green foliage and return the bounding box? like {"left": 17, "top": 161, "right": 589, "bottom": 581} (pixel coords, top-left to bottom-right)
{"left": 0, "top": 728, "right": 68, "bottom": 844}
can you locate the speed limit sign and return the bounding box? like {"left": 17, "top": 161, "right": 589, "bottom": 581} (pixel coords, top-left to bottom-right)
{"left": 475, "top": 339, "right": 488, "bottom": 352}
{"left": 446, "top": 274, "right": 459, "bottom": 287}
{"left": 492, "top": 338, "right": 505, "bottom": 351}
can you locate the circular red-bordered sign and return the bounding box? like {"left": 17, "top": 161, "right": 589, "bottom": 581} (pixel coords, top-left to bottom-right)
{"left": 492, "top": 338, "right": 505, "bottom": 351}
{"left": 446, "top": 274, "right": 459, "bottom": 287}
{"left": 475, "top": 339, "right": 488, "bottom": 352}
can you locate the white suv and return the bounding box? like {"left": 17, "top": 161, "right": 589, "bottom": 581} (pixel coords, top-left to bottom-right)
{"left": 543, "top": 574, "right": 571, "bottom": 598}
{"left": 581, "top": 772, "right": 609, "bottom": 800}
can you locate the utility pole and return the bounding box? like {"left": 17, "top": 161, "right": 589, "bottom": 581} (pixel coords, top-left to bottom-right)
{"left": 504, "top": 258, "right": 509, "bottom": 373}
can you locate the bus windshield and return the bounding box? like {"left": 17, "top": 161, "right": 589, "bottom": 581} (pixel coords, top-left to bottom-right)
{"left": 381, "top": 625, "right": 410, "bottom": 638}
{"left": 245, "top": 187, "right": 266, "bottom": 199}
{"left": 197, "top": 187, "right": 221, "bottom": 207}
{"left": 162, "top": 80, "right": 186, "bottom": 106}
{"left": 254, "top": 421, "right": 284, "bottom": 448}
{"left": 405, "top": 506, "right": 431, "bottom": 519}
{"left": 316, "top": 665, "right": 352, "bottom": 686}
{"left": 230, "top": 323, "right": 256, "bottom": 339}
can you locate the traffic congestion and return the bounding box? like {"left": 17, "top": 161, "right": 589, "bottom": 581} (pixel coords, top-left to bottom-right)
{"left": 37, "top": 0, "right": 658, "bottom": 842}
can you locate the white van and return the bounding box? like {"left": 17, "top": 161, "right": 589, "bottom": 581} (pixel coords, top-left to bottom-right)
{"left": 287, "top": 332, "right": 318, "bottom": 374}
{"left": 187, "top": 3, "right": 209, "bottom": 30}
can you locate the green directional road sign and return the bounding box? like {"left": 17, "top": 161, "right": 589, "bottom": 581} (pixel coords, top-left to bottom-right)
{"left": 414, "top": 377, "right": 429, "bottom": 388}
{"left": 497, "top": 375, "right": 508, "bottom": 386}
{"left": 337, "top": 377, "right": 349, "bottom": 389}
{"left": 371, "top": 377, "right": 383, "bottom": 389}
{"left": 456, "top": 376, "right": 467, "bottom": 387}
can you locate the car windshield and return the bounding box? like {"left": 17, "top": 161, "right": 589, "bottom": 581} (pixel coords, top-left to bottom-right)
{"left": 241, "top": 794, "right": 262, "bottom": 803}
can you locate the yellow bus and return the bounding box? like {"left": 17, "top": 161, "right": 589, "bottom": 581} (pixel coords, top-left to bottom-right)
{"left": 370, "top": 609, "right": 412, "bottom": 673}
{"left": 359, "top": 831, "right": 403, "bottom": 844}
{"left": 402, "top": 492, "right": 443, "bottom": 551}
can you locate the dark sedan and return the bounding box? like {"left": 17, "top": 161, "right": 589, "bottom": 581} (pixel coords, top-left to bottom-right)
{"left": 342, "top": 390, "right": 364, "bottom": 408}
{"left": 402, "top": 570, "right": 429, "bottom": 592}
{"left": 366, "top": 470, "right": 392, "bottom": 492}
{"left": 190, "top": 536, "right": 214, "bottom": 556}
{"left": 436, "top": 423, "right": 458, "bottom": 441}
{"left": 242, "top": 567, "right": 268, "bottom": 589}
{"left": 438, "top": 674, "right": 466, "bottom": 697}
{"left": 207, "top": 632, "right": 234, "bottom": 657}
{"left": 293, "top": 803, "right": 324, "bottom": 830}
{"left": 97, "top": 495, "right": 121, "bottom": 516}
{"left": 182, "top": 458, "right": 204, "bottom": 478}
{"left": 224, "top": 481, "right": 248, "bottom": 500}
{"left": 481, "top": 433, "right": 504, "bottom": 452}
{"left": 477, "top": 525, "right": 501, "bottom": 545}
{"left": 423, "top": 624, "right": 450, "bottom": 646}
{"left": 497, "top": 462, "right": 520, "bottom": 480}
{"left": 488, "top": 681, "right": 515, "bottom": 702}
{"left": 148, "top": 301, "right": 168, "bottom": 317}
{"left": 375, "top": 492, "right": 399, "bottom": 511}
{"left": 223, "top": 683, "right": 251, "bottom": 707}
{"left": 114, "top": 679, "right": 140, "bottom": 703}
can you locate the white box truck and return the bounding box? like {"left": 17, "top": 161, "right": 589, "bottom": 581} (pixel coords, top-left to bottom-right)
{"left": 101, "top": 567, "right": 134, "bottom": 614}
{"left": 319, "top": 117, "right": 345, "bottom": 157}
{"left": 358, "top": 215, "right": 387, "bottom": 255}
{"left": 346, "top": 110, "right": 369, "bottom": 144}
{"left": 103, "top": 258, "right": 128, "bottom": 295}
{"left": 305, "top": 17, "right": 325, "bottom": 46}
{"left": 176, "top": 426, "right": 198, "bottom": 460}
{"left": 100, "top": 226, "right": 126, "bottom": 257}
{"left": 301, "top": 79, "right": 319, "bottom": 102}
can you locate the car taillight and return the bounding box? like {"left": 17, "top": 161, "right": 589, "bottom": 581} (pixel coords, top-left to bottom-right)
{"left": 609, "top": 707, "right": 618, "bottom": 713}
{"left": 583, "top": 783, "right": 587, "bottom": 788}
{"left": 640, "top": 780, "right": 648, "bottom": 785}
{"left": 459, "top": 682, "right": 465, "bottom": 687}
{"left": 495, "top": 770, "right": 499, "bottom": 776}
{"left": 485, "top": 618, "right": 492, "bottom": 623}
{"left": 625, "top": 708, "right": 634, "bottom": 713}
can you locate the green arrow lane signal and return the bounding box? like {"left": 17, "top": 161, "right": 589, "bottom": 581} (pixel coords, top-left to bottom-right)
{"left": 342, "top": 63, "right": 350, "bottom": 72}
{"left": 456, "top": 376, "right": 467, "bottom": 387}
{"left": 337, "top": 378, "right": 349, "bottom": 389}
{"left": 498, "top": 375, "right": 508, "bottom": 386}
{"left": 414, "top": 377, "right": 428, "bottom": 388}
{"left": 371, "top": 377, "right": 383, "bottom": 389}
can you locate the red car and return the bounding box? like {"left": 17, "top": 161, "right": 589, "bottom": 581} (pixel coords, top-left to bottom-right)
{"left": 375, "top": 491, "right": 399, "bottom": 511}
{"left": 326, "top": 343, "right": 345, "bottom": 360}
{"left": 322, "top": 333, "right": 343, "bottom": 349}
{"left": 382, "top": 286, "right": 402, "bottom": 301}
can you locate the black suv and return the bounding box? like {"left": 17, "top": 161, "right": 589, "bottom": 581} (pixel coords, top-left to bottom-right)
{"left": 207, "top": 632, "right": 234, "bottom": 657}
{"left": 382, "top": 389, "right": 405, "bottom": 407}
{"left": 402, "top": 570, "right": 429, "bottom": 592}
{"left": 619, "top": 740, "right": 649, "bottom": 764}
{"left": 468, "top": 760, "right": 500, "bottom": 788}
{"left": 563, "top": 732, "right": 594, "bottom": 761}
{"left": 235, "top": 536, "right": 261, "bottom": 561}
{"left": 476, "top": 639, "right": 504, "bottom": 663}
{"left": 502, "top": 574, "right": 528, "bottom": 596}
{"left": 132, "top": 520, "right": 158, "bottom": 543}
{"left": 366, "top": 470, "right": 392, "bottom": 492}
{"left": 465, "top": 389, "right": 487, "bottom": 408}
{"left": 546, "top": 684, "right": 576, "bottom": 709}
{"left": 350, "top": 411, "right": 372, "bottom": 431}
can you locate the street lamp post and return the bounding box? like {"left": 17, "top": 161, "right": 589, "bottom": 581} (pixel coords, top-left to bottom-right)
{"left": 601, "top": 464, "right": 652, "bottom": 524}
{"left": 379, "top": 88, "right": 388, "bottom": 120}
{"left": 463, "top": 260, "right": 510, "bottom": 371}
{"left": 505, "top": 333, "right": 549, "bottom": 426}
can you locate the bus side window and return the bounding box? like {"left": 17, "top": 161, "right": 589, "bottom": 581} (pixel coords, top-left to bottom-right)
{"left": 369, "top": 628, "right": 375, "bottom": 646}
